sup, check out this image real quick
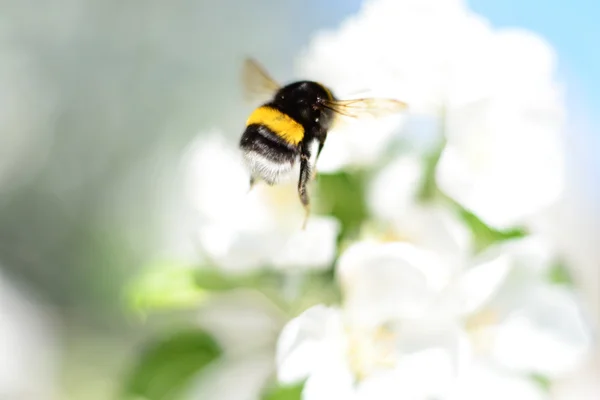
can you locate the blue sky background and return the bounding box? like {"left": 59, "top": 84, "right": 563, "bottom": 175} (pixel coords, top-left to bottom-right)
{"left": 469, "top": 0, "right": 599, "bottom": 122}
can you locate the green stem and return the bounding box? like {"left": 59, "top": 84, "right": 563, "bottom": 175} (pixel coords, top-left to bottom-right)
{"left": 417, "top": 105, "right": 447, "bottom": 202}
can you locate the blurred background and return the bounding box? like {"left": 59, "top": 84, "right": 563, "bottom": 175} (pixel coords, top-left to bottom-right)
{"left": 0, "top": 0, "right": 598, "bottom": 399}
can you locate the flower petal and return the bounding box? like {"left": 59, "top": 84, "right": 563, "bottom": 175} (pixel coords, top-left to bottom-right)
{"left": 448, "top": 252, "right": 512, "bottom": 316}
{"left": 195, "top": 290, "right": 286, "bottom": 355}
{"left": 389, "top": 204, "right": 472, "bottom": 268}
{"left": 480, "top": 236, "right": 559, "bottom": 312}
{"left": 0, "top": 270, "right": 60, "bottom": 400}
{"left": 436, "top": 28, "right": 565, "bottom": 230}
{"left": 356, "top": 347, "right": 456, "bottom": 400}
{"left": 269, "top": 216, "right": 340, "bottom": 271}
{"left": 276, "top": 305, "right": 348, "bottom": 385}
{"left": 491, "top": 285, "right": 593, "bottom": 377}
{"left": 195, "top": 223, "right": 282, "bottom": 273}
{"left": 348, "top": 317, "right": 467, "bottom": 400}
{"left": 436, "top": 96, "right": 564, "bottom": 230}
{"left": 397, "top": 318, "right": 470, "bottom": 389}
{"left": 184, "top": 352, "right": 275, "bottom": 400}
{"left": 315, "top": 117, "right": 406, "bottom": 173}
{"left": 182, "top": 133, "right": 252, "bottom": 222}
{"left": 301, "top": 355, "right": 356, "bottom": 400}
{"left": 551, "top": 357, "right": 600, "bottom": 400}
{"left": 336, "top": 241, "right": 449, "bottom": 327}
{"left": 366, "top": 155, "right": 425, "bottom": 222}
{"left": 448, "top": 362, "right": 549, "bottom": 400}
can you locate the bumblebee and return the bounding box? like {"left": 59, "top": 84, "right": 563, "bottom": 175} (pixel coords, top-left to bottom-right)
{"left": 239, "top": 58, "right": 407, "bottom": 229}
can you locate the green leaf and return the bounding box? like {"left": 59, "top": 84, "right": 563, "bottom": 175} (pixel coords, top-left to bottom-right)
{"left": 530, "top": 373, "right": 552, "bottom": 391}
{"left": 261, "top": 381, "right": 305, "bottom": 400}
{"left": 417, "top": 136, "right": 446, "bottom": 202}
{"left": 458, "top": 207, "right": 527, "bottom": 251}
{"left": 193, "top": 267, "right": 247, "bottom": 291}
{"left": 547, "top": 262, "right": 574, "bottom": 285}
{"left": 127, "top": 263, "right": 281, "bottom": 315}
{"left": 122, "top": 328, "right": 222, "bottom": 400}
{"left": 315, "top": 171, "right": 368, "bottom": 240}
{"left": 438, "top": 194, "right": 527, "bottom": 252}
{"left": 127, "top": 262, "right": 209, "bottom": 314}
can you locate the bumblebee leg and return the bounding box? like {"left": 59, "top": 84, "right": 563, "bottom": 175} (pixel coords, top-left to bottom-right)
{"left": 298, "top": 153, "right": 312, "bottom": 230}
{"left": 312, "top": 140, "right": 326, "bottom": 181}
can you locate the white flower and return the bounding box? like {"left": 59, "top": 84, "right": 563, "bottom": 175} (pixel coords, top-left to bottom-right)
{"left": 276, "top": 241, "right": 466, "bottom": 400}
{"left": 435, "top": 30, "right": 565, "bottom": 230}
{"left": 181, "top": 132, "right": 340, "bottom": 274}
{"left": 0, "top": 269, "right": 60, "bottom": 400}
{"left": 275, "top": 236, "right": 592, "bottom": 399}
{"left": 447, "top": 362, "right": 550, "bottom": 400}
{"left": 365, "top": 154, "right": 472, "bottom": 268}
{"left": 527, "top": 188, "right": 600, "bottom": 336}
{"left": 294, "top": 0, "right": 480, "bottom": 174}
{"left": 444, "top": 236, "right": 593, "bottom": 378}
{"left": 550, "top": 356, "right": 600, "bottom": 400}
{"left": 296, "top": 0, "right": 565, "bottom": 229}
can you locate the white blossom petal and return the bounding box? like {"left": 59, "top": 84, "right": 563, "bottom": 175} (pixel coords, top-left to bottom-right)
{"left": 184, "top": 352, "right": 275, "bottom": 400}
{"left": 491, "top": 285, "right": 592, "bottom": 377}
{"left": 437, "top": 97, "right": 564, "bottom": 230}
{"left": 482, "top": 236, "right": 560, "bottom": 312}
{"left": 0, "top": 271, "right": 60, "bottom": 400}
{"left": 301, "top": 354, "right": 356, "bottom": 400}
{"left": 315, "top": 116, "right": 406, "bottom": 173}
{"left": 390, "top": 205, "right": 472, "bottom": 266}
{"left": 448, "top": 253, "right": 512, "bottom": 316}
{"left": 436, "top": 31, "right": 565, "bottom": 230}
{"left": 366, "top": 154, "right": 472, "bottom": 266}
{"left": 336, "top": 241, "right": 450, "bottom": 327}
{"left": 269, "top": 217, "right": 340, "bottom": 271}
{"left": 276, "top": 305, "right": 348, "bottom": 385}
{"left": 366, "top": 155, "right": 424, "bottom": 221}
{"left": 182, "top": 133, "right": 252, "bottom": 223}
{"left": 350, "top": 318, "right": 468, "bottom": 400}
{"left": 195, "top": 290, "right": 286, "bottom": 355}
{"left": 448, "top": 363, "right": 550, "bottom": 400}
{"left": 356, "top": 347, "right": 456, "bottom": 400}
{"left": 551, "top": 358, "right": 600, "bottom": 400}
{"left": 196, "top": 223, "right": 282, "bottom": 273}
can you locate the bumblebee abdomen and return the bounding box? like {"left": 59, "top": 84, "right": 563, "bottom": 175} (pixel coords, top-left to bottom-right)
{"left": 240, "top": 124, "right": 299, "bottom": 185}
{"left": 245, "top": 105, "right": 304, "bottom": 146}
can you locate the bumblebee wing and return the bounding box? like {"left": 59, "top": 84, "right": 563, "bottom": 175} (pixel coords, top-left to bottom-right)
{"left": 242, "top": 57, "right": 281, "bottom": 103}
{"left": 323, "top": 97, "right": 408, "bottom": 119}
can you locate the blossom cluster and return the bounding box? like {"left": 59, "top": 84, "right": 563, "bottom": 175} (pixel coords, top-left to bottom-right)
{"left": 128, "top": 1, "right": 596, "bottom": 399}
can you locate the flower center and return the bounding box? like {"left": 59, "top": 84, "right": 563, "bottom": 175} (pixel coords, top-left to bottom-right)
{"left": 345, "top": 326, "right": 398, "bottom": 381}
{"left": 363, "top": 222, "right": 415, "bottom": 245}
{"left": 464, "top": 307, "right": 499, "bottom": 355}
{"left": 381, "top": 227, "right": 414, "bottom": 243}
{"left": 257, "top": 182, "right": 303, "bottom": 219}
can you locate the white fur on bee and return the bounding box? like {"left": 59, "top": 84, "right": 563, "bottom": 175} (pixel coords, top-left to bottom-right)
{"left": 241, "top": 139, "right": 320, "bottom": 185}
{"left": 242, "top": 149, "right": 299, "bottom": 185}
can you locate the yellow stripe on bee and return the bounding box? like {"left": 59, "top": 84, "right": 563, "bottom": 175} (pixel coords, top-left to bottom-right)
{"left": 246, "top": 106, "right": 304, "bottom": 145}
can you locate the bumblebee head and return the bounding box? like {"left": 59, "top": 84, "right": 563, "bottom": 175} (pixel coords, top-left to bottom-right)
{"left": 274, "top": 81, "right": 337, "bottom": 130}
